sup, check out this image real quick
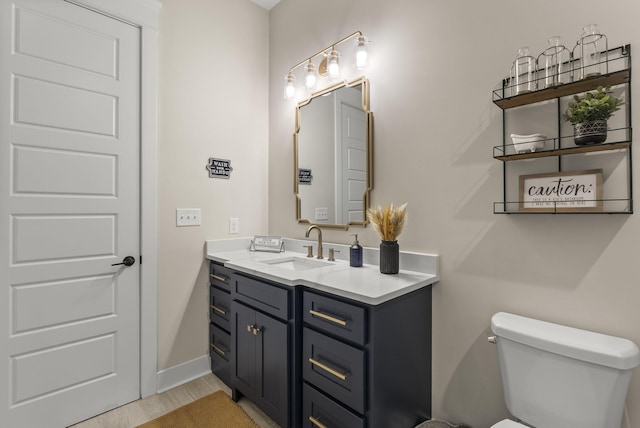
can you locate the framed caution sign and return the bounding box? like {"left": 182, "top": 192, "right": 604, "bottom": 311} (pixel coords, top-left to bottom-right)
{"left": 519, "top": 169, "right": 603, "bottom": 212}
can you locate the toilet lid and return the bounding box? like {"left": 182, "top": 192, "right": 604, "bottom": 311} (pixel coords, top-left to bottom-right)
{"left": 491, "top": 420, "right": 527, "bottom": 428}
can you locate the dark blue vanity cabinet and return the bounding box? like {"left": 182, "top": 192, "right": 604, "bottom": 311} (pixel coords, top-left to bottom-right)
{"left": 208, "top": 263, "right": 233, "bottom": 386}
{"left": 302, "top": 287, "right": 432, "bottom": 428}
{"left": 229, "top": 272, "right": 300, "bottom": 428}
{"left": 209, "top": 261, "right": 432, "bottom": 428}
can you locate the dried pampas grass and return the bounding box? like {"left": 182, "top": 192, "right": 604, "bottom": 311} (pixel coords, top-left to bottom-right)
{"left": 367, "top": 203, "right": 407, "bottom": 241}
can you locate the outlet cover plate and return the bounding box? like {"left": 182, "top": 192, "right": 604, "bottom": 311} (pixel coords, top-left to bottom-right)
{"left": 229, "top": 217, "right": 239, "bottom": 234}
{"left": 315, "top": 207, "right": 328, "bottom": 221}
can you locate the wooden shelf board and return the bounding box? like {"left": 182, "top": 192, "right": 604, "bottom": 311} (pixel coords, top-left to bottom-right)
{"left": 494, "top": 141, "right": 631, "bottom": 161}
{"left": 493, "top": 69, "right": 630, "bottom": 109}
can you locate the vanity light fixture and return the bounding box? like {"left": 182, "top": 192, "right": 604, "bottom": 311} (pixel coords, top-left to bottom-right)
{"left": 284, "top": 72, "right": 296, "bottom": 100}
{"left": 354, "top": 35, "right": 369, "bottom": 69}
{"left": 304, "top": 61, "right": 317, "bottom": 89}
{"left": 283, "top": 31, "right": 369, "bottom": 100}
{"left": 327, "top": 49, "right": 341, "bottom": 78}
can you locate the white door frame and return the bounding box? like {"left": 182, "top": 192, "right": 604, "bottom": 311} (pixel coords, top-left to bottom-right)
{"left": 66, "top": 0, "right": 160, "bottom": 398}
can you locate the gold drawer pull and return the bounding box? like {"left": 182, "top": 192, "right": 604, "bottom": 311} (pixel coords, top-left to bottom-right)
{"left": 309, "top": 309, "right": 347, "bottom": 326}
{"left": 210, "top": 343, "right": 226, "bottom": 356}
{"left": 308, "top": 416, "right": 327, "bottom": 428}
{"left": 210, "top": 305, "right": 226, "bottom": 315}
{"left": 210, "top": 273, "right": 227, "bottom": 282}
{"left": 308, "top": 358, "right": 347, "bottom": 381}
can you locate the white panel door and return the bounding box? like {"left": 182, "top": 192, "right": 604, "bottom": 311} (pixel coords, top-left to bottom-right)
{"left": 335, "top": 88, "right": 367, "bottom": 224}
{"left": 0, "top": 0, "right": 141, "bottom": 426}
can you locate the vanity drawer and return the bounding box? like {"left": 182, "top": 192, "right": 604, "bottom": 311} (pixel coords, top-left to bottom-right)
{"left": 303, "top": 291, "right": 366, "bottom": 345}
{"left": 210, "top": 286, "right": 231, "bottom": 331}
{"left": 303, "top": 383, "right": 364, "bottom": 428}
{"left": 232, "top": 274, "right": 289, "bottom": 320}
{"left": 210, "top": 262, "right": 233, "bottom": 292}
{"left": 303, "top": 327, "right": 365, "bottom": 414}
{"left": 209, "top": 323, "right": 231, "bottom": 385}
{"left": 209, "top": 322, "right": 231, "bottom": 362}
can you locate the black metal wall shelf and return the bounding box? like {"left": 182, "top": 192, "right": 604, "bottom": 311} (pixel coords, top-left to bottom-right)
{"left": 494, "top": 200, "right": 633, "bottom": 215}
{"left": 493, "top": 44, "right": 633, "bottom": 215}
{"left": 492, "top": 44, "right": 631, "bottom": 109}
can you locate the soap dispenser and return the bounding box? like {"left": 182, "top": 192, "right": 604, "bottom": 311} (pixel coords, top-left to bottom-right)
{"left": 350, "top": 234, "right": 363, "bottom": 267}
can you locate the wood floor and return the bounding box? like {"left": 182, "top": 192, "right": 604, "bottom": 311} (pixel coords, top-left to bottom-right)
{"left": 69, "top": 374, "right": 279, "bottom": 428}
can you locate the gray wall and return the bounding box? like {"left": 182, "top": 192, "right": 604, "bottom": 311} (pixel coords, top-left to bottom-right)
{"left": 268, "top": 0, "right": 640, "bottom": 426}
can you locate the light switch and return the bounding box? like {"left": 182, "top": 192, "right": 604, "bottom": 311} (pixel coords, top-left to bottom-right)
{"left": 176, "top": 208, "right": 201, "bottom": 226}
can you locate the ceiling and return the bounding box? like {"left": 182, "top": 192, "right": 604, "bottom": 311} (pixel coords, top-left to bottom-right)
{"left": 250, "top": 0, "right": 281, "bottom": 10}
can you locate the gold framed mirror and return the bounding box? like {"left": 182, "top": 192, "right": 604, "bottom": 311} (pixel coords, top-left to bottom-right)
{"left": 294, "top": 77, "right": 373, "bottom": 229}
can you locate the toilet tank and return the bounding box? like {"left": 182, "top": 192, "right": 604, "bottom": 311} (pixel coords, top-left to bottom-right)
{"left": 491, "top": 312, "right": 640, "bottom": 428}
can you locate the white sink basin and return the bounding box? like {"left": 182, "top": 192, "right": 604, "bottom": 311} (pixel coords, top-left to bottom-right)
{"left": 260, "top": 256, "right": 333, "bottom": 271}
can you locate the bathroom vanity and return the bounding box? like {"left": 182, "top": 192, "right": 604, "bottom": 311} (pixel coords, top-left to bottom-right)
{"left": 206, "top": 239, "right": 439, "bottom": 428}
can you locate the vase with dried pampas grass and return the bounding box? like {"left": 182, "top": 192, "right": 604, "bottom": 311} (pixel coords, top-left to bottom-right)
{"left": 367, "top": 203, "right": 407, "bottom": 274}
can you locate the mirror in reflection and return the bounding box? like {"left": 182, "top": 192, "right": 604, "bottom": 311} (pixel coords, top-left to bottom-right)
{"left": 294, "top": 78, "right": 372, "bottom": 229}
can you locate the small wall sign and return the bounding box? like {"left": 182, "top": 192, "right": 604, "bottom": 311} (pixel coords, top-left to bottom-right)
{"left": 298, "top": 168, "right": 313, "bottom": 185}
{"left": 206, "top": 158, "right": 232, "bottom": 179}
{"left": 250, "top": 236, "right": 285, "bottom": 252}
{"left": 519, "top": 169, "right": 603, "bottom": 212}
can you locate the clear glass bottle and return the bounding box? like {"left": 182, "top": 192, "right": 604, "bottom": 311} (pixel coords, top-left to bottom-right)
{"left": 539, "top": 36, "right": 571, "bottom": 88}
{"left": 511, "top": 47, "right": 535, "bottom": 95}
{"left": 575, "top": 23, "right": 608, "bottom": 79}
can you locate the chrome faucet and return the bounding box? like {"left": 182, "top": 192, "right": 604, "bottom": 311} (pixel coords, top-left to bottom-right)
{"left": 305, "top": 225, "right": 323, "bottom": 259}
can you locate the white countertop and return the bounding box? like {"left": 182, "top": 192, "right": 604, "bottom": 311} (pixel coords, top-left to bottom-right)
{"left": 206, "top": 238, "right": 439, "bottom": 305}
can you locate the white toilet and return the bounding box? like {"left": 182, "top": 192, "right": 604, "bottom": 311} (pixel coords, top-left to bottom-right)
{"left": 490, "top": 312, "right": 640, "bottom": 428}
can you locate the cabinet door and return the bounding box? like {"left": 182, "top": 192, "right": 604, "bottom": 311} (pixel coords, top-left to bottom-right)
{"left": 256, "top": 310, "right": 289, "bottom": 427}
{"left": 232, "top": 302, "right": 256, "bottom": 399}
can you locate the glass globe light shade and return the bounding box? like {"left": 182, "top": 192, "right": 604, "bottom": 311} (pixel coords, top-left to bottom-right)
{"left": 284, "top": 72, "right": 296, "bottom": 99}
{"left": 327, "top": 50, "right": 340, "bottom": 79}
{"left": 354, "top": 35, "right": 369, "bottom": 69}
{"left": 304, "top": 62, "right": 317, "bottom": 89}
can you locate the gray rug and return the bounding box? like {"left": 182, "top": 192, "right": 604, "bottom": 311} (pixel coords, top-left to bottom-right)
{"left": 415, "top": 420, "right": 471, "bottom": 428}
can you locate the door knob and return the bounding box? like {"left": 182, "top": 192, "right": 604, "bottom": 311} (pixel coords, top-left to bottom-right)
{"left": 112, "top": 256, "right": 136, "bottom": 267}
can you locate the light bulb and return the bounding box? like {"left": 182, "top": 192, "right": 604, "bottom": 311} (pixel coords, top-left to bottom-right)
{"left": 354, "top": 35, "right": 368, "bottom": 70}
{"left": 304, "top": 62, "right": 316, "bottom": 89}
{"left": 284, "top": 72, "right": 296, "bottom": 100}
{"left": 327, "top": 50, "right": 340, "bottom": 79}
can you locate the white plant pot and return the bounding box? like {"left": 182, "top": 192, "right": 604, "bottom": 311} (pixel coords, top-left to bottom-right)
{"left": 510, "top": 133, "right": 546, "bottom": 153}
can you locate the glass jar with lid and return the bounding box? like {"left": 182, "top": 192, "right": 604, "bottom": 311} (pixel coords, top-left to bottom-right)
{"left": 538, "top": 36, "right": 571, "bottom": 88}
{"left": 510, "top": 46, "right": 535, "bottom": 95}
{"left": 574, "top": 23, "right": 608, "bottom": 79}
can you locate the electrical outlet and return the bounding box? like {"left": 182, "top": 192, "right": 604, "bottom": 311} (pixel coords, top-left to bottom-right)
{"left": 315, "top": 207, "right": 328, "bottom": 221}
{"left": 176, "top": 208, "right": 201, "bottom": 226}
{"left": 229, "top": 217, "right": 239, "bottom": 234}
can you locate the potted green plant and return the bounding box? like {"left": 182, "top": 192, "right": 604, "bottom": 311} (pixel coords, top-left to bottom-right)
{"left": 562, "top": 85, "right": 623, "bottom": 145}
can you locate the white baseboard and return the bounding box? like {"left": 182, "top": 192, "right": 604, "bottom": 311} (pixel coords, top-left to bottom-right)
{"left": 156, "top": 354, "right": 211, "bottom": 393}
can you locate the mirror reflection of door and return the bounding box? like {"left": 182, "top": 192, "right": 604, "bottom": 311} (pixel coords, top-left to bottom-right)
{"left": 298, "top": 93, "right": 335, "bottom": 223}
{"left": 336, "top": 88, "right": 366, "bottom": 224}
